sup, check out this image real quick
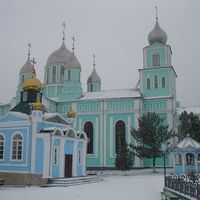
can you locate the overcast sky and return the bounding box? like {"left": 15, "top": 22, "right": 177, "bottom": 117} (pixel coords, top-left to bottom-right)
{"left": 0, "top": 0, "right": 200, "bottom": 107}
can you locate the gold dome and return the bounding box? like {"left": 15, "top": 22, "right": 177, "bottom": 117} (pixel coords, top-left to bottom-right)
{"left": 23, "top": 74, "right": 41, "bottom": 92}
{"left": 67, "top": 107, "right": 76, "bottom": 118}
{"left": 32, "top": 101, "right": 43, "bottom": 110}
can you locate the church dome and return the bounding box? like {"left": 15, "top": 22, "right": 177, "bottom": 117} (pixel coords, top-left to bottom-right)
{"left": 67, "top": 107, "right": 76, "bottom": 118}
{"left": 87, "top": 67, "right": 101, "bottom": 84}
{"left": 148, "top": 20, "right": 167, "bottom": 45}
{"left": 20, "top": 57, "right": 36, "bottom": 74}
{"left": 32, "top": 101, "right": 43, "bottom": 110}
{"left": 46, "top": 41, "right": 81, "bottom": 69}
{"left": 23, "top": 74, "right": 41, "bottom": 92}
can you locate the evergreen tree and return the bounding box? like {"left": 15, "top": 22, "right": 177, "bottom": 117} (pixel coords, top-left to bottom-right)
{"left": 115, "top": 141, "right": 134, "bottom": 175}
{"left": 179, "top": 111, "right": 200, "bottom": 142}
{"left": 130, "top": 112, "right": 170, "bottom": 172}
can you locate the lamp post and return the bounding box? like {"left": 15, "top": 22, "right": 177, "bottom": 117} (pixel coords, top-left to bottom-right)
{"left": 161, "top": 142, "right": 167, "bottom": 187}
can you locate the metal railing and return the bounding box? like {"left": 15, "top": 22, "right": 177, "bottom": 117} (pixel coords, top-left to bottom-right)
{"left": 165, "top": 175, "right": 200, "bottom": 200}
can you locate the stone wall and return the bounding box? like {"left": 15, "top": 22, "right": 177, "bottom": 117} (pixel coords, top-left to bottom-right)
{"left": 0, "top": 172, "right": 48, "bottom": 186}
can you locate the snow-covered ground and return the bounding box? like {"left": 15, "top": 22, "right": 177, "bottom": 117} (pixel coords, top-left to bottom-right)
{"left": 0, "top": 170, "right": 166, "bottom": 200}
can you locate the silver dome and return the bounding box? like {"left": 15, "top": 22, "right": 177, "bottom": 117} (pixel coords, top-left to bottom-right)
{"left": 20, "top": 57, "right": 35, "bottom": 74}
{"left": 46, "top": 41, "right": 81, "bottom": 69}
{"left": 148, "top": 20, "right": 167, "bottom": 45}
{"left": 87, "top": 67, "right": 101, "bottom": 84}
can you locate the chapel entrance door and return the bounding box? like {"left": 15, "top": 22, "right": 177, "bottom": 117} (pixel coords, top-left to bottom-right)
{"left": 65, "top": 154, "right": 73, "bottom": 178}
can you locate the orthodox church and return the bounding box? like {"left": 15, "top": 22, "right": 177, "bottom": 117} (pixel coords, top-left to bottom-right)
{"left": 0, "top": 65, "right": 87, "bottom": 185}
{"left": 0, "top": 13, "right": 197, "bottom": 170}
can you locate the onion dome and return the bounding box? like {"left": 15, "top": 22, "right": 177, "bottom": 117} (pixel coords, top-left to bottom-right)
{"left": 32, "top": 101, "right": 43, "bottom": 110}
{"left": 46, "top": 41, "right": 81, "bottom": 69}
{"left": 67, "top": 107, "right": 76, "bottom": 118}
{"left": 23, "top": 74, "right": 41, "bottom": 92}
{"left": 148, "top": 19, "right": 167, "bottom": 45}
{"left": 87, "top": 67, "right": 101, "bottom": 84}
{"left": 20, "top": 57, "right": 36, "bottom": 74}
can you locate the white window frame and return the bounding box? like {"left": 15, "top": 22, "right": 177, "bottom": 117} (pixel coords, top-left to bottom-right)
{"left": 11, "top": 133, "right": 23, "bottom": 161}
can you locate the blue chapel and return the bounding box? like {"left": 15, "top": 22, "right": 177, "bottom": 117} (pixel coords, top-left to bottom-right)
{"left": 0, "top": 67, "right": 87, "bottom": 185}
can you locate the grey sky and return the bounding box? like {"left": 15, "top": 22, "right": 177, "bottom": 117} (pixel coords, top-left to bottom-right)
{"left": 0, "top": 0, "right": 200, "bottom": 106}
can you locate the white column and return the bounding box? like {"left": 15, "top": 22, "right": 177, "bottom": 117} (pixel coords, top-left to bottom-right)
{"left": 82, "top": 140, "right": 87, "bottom": 176}
{"left": 72, "top": 140, "right": 78, "bottom": 177}
{"left": 127, "top": 116, "right": 131, "bottom": 144}
{"left": 59, "top": 139, "right": 65, "bottom": 177}
{"left": 43, "top": 136, "right": 51, "bottom": 178}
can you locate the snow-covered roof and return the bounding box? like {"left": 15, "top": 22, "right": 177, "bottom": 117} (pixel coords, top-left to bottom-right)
{"left": 175, "top": 136, "right": 200, "bottom": 150}
{"left": 79, "top": 89, "right": 140, "bottom": 101}
{"left": 176, "top": 106, "right": 200, "bottom": 115}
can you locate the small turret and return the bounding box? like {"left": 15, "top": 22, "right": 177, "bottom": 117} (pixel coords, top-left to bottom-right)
{"left": 87, "top": 54, "right": 101, "bottom": 92}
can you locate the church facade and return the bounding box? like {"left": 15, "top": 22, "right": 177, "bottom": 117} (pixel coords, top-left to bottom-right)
{"left": 0, "top": 72, "right": 87, "bottom": 185}
{"left": 0, "top": 15, "right": 194, "bottom": 169}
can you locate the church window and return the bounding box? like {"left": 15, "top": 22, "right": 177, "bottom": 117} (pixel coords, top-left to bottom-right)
{"left": 22, "top": 91, "right": 28, "bottom": 101}
{"left": 152, "top": 53, "right": 160, "bottom": 67}
{"left": 154, "top": 75, "right": 158, "bottom": 88}
{"left": 21, "top": 75, "right": 25, "bottom": 84}
{"left": 0, "top": 135, "right": 4, "bottom": 160}
{"left": 60, "top": 66, "right": 64, "bottom": 82}
{"left": 68, "top": 70, "right": 71, "bottom": 81}
{"left": 52, "top": 66, "right": 56, "bottom": 83}
{"left": 84, "top": 122, "right": 93, "bottom": 154}
{"left": 90, "top": 84, "right": 93, "bottom": 92}
{"left": 115, "top": 120, "right": 126, "bottom": 154}
{"left": 162, "top": 77, "right": 166, "bottom": 88}
{"left": 47, "top": 68, "right": 50, "bottom": 83}
{"left": 12, "top": 134, "right": 23, "bottom": 160}
{"left": 147, "top": 78, "right": 150, "bottom": 89}
{"left": 53, "top": 147, "right": 58, "bottom": 165}
{"left": 36, "top": 93, "right": 41, "bottom": 102}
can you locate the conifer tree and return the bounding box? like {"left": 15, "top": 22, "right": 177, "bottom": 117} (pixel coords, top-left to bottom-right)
{"left": 115, "top": 141, "right": 134, "bottom": 175}
{"left": 130, "top": 112, "right": 170, "bottom": 172}
{"left": 179, "top": 111, "right": 200, "bottom": 142}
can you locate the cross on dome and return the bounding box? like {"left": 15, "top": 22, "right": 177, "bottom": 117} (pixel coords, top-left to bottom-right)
{"left": 93, "top": 54, "right": 96, "bottom": 67}
{"left": 155, "top": 5, "right": 158, "bottom": 21}
{"left": 72, "top": 36, "right": 75, "bottom": 52}
{"left": 28, "top": 43, "right": 31, "bottom": 58}
{"left": 62, "top": 21, "right": 66, "bottom": 41}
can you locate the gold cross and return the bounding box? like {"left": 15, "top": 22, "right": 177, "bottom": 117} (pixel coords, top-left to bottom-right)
{"left": 31, "top": 58, "right": 36, "bottom": 67}
{"left": 72, "top": 36, "right": 75, "bottom": 52}
{"left": 93, "top": 54, "right": 96, "bottom": 66}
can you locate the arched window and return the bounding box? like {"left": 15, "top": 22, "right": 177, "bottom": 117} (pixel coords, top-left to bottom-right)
{"left": 90, "top": 84, "right": 93, "bottom": 92}
{"left": 60, "top": 66, "right": 64, "bottom": 82}
{"left": 12, "top": 134, "right": 23, "bottom": 160}
{"left": 47, "top": 68, "right": 50, "bottom": 83}
{"left": 147, "top": 78, "right": 150, "bottom": 89}
{"left": 84, "top": 122, "right": 93, "bottom": 154}
{"left": 175, "top": 153, "right": 182, "bottom": 165}
{"left": 152, "top": 53, "right": 160, "bottom": 67}
{"left": 68, "top": 70, "right": 71, "bottom": 81}
{"left": 21, "top": 75, "right": 25, "bottom": 84}
{"left": 162, "top": 77, "right": 166, "bottom": 88}
{"left": 154, "top": 75, "right": 158, "bottom": 88}
{"left": 52, "top": 66, "right": 56, "bottom": 83}
{"left": 0, "top": 135, "right": 4, "bottom": 160}
{"left": 115, "top": 120, "right": 126, "bottom": 154}
{"left": 185, "top": 153, "right": 194, "bottom": 165}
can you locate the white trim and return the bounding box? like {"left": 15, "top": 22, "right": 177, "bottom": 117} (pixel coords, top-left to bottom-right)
{"left": 10, "top": 132, "right": 24, "bottom": 162}
{"left": 59, "top": 139, "right": 65, "bottom": 177}
{"left": 109, "top": 117, "right": 113, "bottom": 158}
{"left": 43, "top": 136, "right": 51, "bottom": 178}
{"left": 127, "top": 116, "right": 131, "bottom": 144}
{"left": 72, "top": 141, "right": 78, "bottom": 176}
